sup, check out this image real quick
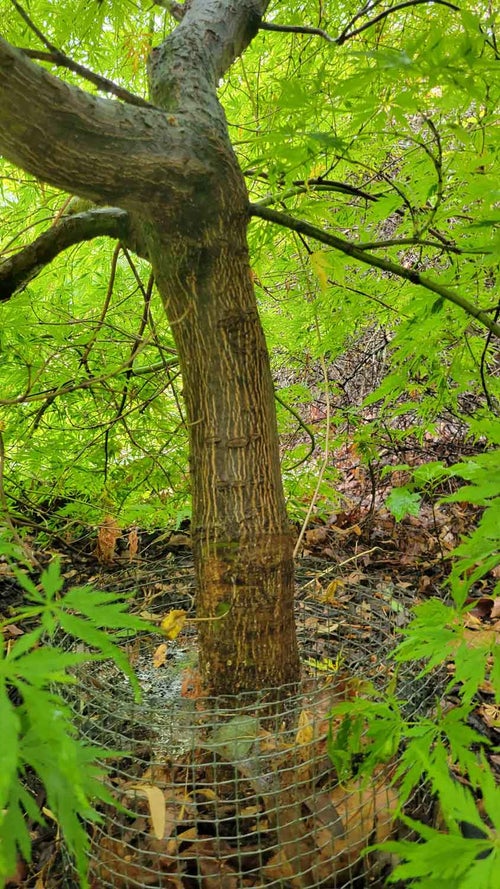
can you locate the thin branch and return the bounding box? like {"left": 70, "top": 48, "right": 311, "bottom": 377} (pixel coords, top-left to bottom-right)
{"left": 293, "top": 317, "right": 331, "bottom": 558}
{"left": 337, "top": 0, "right": 459, "bottom": 44}
{"left": 255, "top": 179, "right": 379, "bottom": 208}
{"left": 250, "top": 203, "right": 500, "bottom": 339}
{"left": 0, "top": 337, "right": 156, "bottom": 407}
{"left": 0, "top": 209, "right": 132, "bottom": 299}
{"left": 260, "top": 0, "right": 459, "bottom": 47}
{"left": 78, "top": 244, "right": 121, "bottom": 373}
{"left": 479, "top": 301, "right": 500, "bottom": 413}
{"left": 355, "top": 237, "right": 490, "bottom": 255}
{"left": 18, "top": 48, "right": 156, "bottom": 109}
{"left": 414, "top": 116, "right": 443, "bottom": 237}
{"left": 10, "top": 0, "right": 155, "bottom": 108}
{"left": 259, "top": 21, "right": 335, "bottom": 43}
{"left": 30, "top": 243, "right": 118, "bottom": 431}
{"left": 329, "top": 280, "right": 410, "bottom": 316}
{"left": 116, "top": 268, "right": 154, "bottom": 420}
{"left": 0, "top": 427, "right": 40, "bottom": 565}
{"left": 274, "top": 392, "right": 316, "bottom": 469}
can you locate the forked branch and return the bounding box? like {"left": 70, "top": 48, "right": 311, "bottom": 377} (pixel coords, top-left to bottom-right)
{"left": 250, "top": 204, "right": 500, "bottom": 339}
{"left": 260, "top": 0, "right": 459, "bottom": 45}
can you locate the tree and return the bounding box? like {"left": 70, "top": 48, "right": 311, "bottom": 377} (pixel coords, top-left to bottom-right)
{"left": 0, "top": 0, "right": 498, "bottom": 696}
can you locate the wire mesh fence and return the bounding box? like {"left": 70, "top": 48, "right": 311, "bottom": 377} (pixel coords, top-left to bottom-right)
{"left": 62, "top": 566, "right": 439, "bottom": 889}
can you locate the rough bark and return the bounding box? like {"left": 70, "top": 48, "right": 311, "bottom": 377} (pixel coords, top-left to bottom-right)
{"left": 144, "top": 199, "right": 300, "bottom": 695}
{"left": 0, "top": 0, "right": 301, "bottom": 694}
{"left": 0, "top": 209, "right": 132, "bottom": 299}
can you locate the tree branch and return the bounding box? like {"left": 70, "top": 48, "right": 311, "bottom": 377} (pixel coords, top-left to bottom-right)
{"left": 254, "top": 179, "right": 379, "bottom": 207}
{"left": 0, "top": 208, "right": 133, "bottom": 299}
{"left": 274, "top": 392, "right": 316, "bottom": 470}
{"left": 259, "top": 22, "right": 335, "bottom": 43}
{"left": 250, "top": 204, "right": 500, "bottom": 339}
{"left": 0, "top": 337, "right": 157, "bottom": 407}
{"left": 260, "top": 0, "right": 459, "bottom": 46}
{"left": 355, "top": 237, "right": 490, "bottom": 255}
{"left": 336, "top": 0, "right": 459, "bottom": 44}
{"left": 9, "top": 0, "right": 155, "bottom": 108}
{"left": 18, "top": 48, "right": 156, "bottom": 109}
{"left": 0, "top": 38, "right": 205, "bottom": 209}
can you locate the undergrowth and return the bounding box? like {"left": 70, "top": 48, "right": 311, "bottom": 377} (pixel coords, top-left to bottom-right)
{"left": 0, "top": 540, "right": 153, "bottom": 888}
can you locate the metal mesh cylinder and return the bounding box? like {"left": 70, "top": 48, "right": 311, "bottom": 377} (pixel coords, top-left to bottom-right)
{"left": 63, "top": 581, "right": 437, "bottom": 888}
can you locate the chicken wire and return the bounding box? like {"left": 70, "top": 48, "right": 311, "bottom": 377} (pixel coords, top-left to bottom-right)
{"left": 62, "top": 573, "right": 439, "bottom": 889}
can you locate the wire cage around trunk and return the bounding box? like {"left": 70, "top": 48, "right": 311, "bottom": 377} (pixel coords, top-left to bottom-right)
{"left": 63, "top": 584, "right": 438, "bottom": 889}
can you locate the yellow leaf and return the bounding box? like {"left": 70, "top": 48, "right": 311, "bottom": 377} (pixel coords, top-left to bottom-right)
{"left": 304, "top": 654, "right": 343, "bottom": 673}
{"left": 324, "top": 579, "right": 344, "bottom": 601}
{"left": 139, "top": 610, "right": 161, "bottom": 622}
{"left": 310, "top": 251, "right": 330, "bottom": 291}
{"left": 296, "top": 709, "right": 314, "bottom": 747}
{"left": 41, "top": 806, "right": 58, "bottom": 823}
{"left": 160, "top": 609, "right": 187, "bottom": 640}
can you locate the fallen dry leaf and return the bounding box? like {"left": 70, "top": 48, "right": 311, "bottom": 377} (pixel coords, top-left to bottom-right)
{"left": 95, "top": 515, "right": 121, "bottom": 564}
{"left": 477, "top": 703, "right": 500, "bottom": 729}
{"left": 323, "top": 578, "right": 345, "bottom": 602}
{"left": 463, "top": 612, "right": 484, "bottom": 629}
{"left": 152, "top": 643, "right": 168, "bottom": 668}
{"left": 478, "top": 678, "right": 497, "bottom": 696}
{"left": 305, "top": 526, "right": 329, "bottom": 546}
{"left": 127, "top": 528, "right": 139, "bottom": 560}
{"left": 3, "top": 624, "right": 24, "bottom": 638}
{"left": 189, "top": 844, "right": 239, "bottom": 889}
{"left": 491, "top": 598, "right": 500, "bottom": 620}
{"left": 296, "top": 710, "right": 315, "bottom": 748}
{"left": 463, "top": 626, "right": 500, "bottom": 648}
{"left": 4, "top": 859, "right": 28, "bottom": 886}
{"left": 315, "top": 768, "right": 399, "bottom": 873}
{"left": 129, "top": 784, "right": 167, "bottom": 840}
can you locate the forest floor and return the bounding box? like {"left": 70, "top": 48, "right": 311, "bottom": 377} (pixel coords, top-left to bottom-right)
{"left": 1, "top": 422, "right": 499, "bottom": 889}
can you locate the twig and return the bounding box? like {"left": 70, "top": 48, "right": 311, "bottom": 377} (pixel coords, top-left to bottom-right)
{"left": 0, "top": 337, "right": 156, "bottom": 407}
{"left": 301, "top": 548, "right": 382, "bottom": 589}
{"left": 294, "top": 317, "right": 331, "bottom": 558}
{"left": 479, "top": 303, "right": 500, "bottom": 413}
{"left": 11, "top": 0, "right": 155, "bottom": 108}
{"left": 256, "top": 180, "right": 379, "bottom": 209}
{"left": 259, "top": 22, "right": 335, "bottom": 43}
{"left": 274, "top": 392, "right": 316, "bottom": 470}
{"left": 78, "top": 244, "right": 121, "bottom": 374}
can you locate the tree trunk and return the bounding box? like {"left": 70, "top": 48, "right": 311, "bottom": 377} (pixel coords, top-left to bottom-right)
{"left": 142, "top": 155, "right": 300, "bottom": 696}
